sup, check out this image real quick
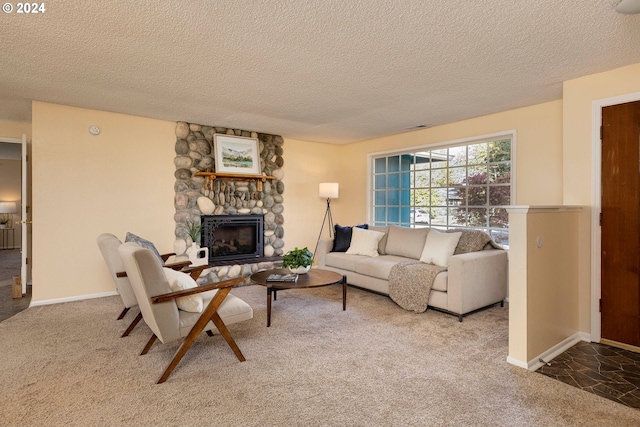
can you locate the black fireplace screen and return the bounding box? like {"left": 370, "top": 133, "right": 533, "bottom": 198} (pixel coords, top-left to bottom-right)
{"left": 201, "top": 215, "right": 264, "bottom": 263}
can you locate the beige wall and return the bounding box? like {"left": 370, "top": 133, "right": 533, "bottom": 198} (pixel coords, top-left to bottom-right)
{"left": 526, "top": 210, "right": 580, "bottom": 360}
{"left": 0, "top": 119, "right": 31, "bottom": 139}
{"left": 507, "top": 212, "right": 528, "bottom": 363}
{"left": 508, "top": 208, "right": 580, "bottom": 366}
{"left": 282, "top": 138, "right": 342, "bottom": 253}
{"left": 27, "top": 99, "right": 565, "bottom": 303}
{"left": 563, "top": 62, "right": 640, "bottom": 333}
{"left": 28, "top": 103, "right": 343, "bottom": 303}
{"left": 336, "top": 100, "right": 564, "bottom": 225}
{"left": 527, "top": 209, "right": 580, "bottom": 354}
{"left": 31, "top": 102, "right": 176, "bottom": 302}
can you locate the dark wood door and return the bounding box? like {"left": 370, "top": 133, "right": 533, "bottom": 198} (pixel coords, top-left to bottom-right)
{"left": 601, "top": 100, "right": 640, "bottom": 347}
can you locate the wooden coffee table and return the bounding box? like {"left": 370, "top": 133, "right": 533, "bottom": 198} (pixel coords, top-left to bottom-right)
{"left": 250, "top": 268, "right": 347, "bottom": 327}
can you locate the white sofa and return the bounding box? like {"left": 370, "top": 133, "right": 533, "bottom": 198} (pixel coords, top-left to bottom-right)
{"left": 316, "top": 225, "right": 508, "bottom": 321}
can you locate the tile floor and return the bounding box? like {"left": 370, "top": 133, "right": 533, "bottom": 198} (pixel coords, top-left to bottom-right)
{"left": 537, "top": 341, "right": 640, "bottom": 409}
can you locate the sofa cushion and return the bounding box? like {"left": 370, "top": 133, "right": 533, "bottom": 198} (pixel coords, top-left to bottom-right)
{"left": 325, "top": 252, "right": 365, "bottom": 271}
{"left": 332, "top": 224, "right": 368, "bottom": 252}
{"left": 385, "top": 225, "right": 429, "bottom": 259}
{"left": 346, "top": 227, "right": 385, "bottom": 257}
{"left": 432, "top": 271, "right": 448, "bottom": 292}
{"left": 178, "top": 293, "right": 253, "bottom": 337}
{"left": 428, "top": 288, "right": 448, "bottom": 308}
{"left": 368, "top": 226, "right": 389, "bottom": 255}
{"left": 354, "top": 255, "right": 413, "bottom": 280}
{"left": 420, "top": 229, "right": 461, "bottom": 267}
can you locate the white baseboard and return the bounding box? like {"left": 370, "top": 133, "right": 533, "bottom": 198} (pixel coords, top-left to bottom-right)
{"left": 506, "top": 356, "right": 528, "bottom": 369}
{"left": 30, "top": 290, "right": 118, "bottom": 307}
{"left": 507, "top": 332, "right": 589, "bottom": 371}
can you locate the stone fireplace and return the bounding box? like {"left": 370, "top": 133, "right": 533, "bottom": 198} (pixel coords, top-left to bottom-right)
{"left": 172, "top": 122, "right": 285, "bottom": 283}
{"left": 201, "top": 214, "right": 264, "bottom": 264}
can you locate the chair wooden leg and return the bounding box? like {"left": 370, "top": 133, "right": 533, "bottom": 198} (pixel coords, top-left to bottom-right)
{"left": 210, "top": 311, "right": 245, "bottom": 362}
{"left": 156, "top": 287, "right": 234, "bottom": 384}
{"left": 117, "top": 307, "right": 130, "bottom": 320}
{"left": 121, "top": 312, "right": 143, "bottom": 337}
{"left": 141, "top": 334, "right": 157, "bottom": 355}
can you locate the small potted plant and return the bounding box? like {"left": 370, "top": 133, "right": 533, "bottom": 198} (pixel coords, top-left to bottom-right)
{"left": 0, "top": 218, "right": 10, "bottom": 229}
{"left": 282, "top": 247, "right": 313, "bottom": 274}
{"left": 185, "top": 220, "right": 203, "bottom": 247}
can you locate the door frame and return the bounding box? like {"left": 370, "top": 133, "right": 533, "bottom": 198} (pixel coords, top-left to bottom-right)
{"left": 0, "top": 135, "right": 29, "bottom": 293}
{"left": 591, "top": 91, "right": 640, "bottom": 342}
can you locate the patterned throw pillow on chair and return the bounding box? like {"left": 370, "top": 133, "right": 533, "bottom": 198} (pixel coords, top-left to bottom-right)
{"left": 125, "top": 232, "right": 164, "bottom": 264}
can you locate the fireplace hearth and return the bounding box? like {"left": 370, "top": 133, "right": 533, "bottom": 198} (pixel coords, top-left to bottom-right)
{"left": 201, "top": 215, "right": 264, "bottom": 264}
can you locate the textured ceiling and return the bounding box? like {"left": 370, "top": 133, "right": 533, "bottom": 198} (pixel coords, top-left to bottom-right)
{"left": 1, "top": 0, "right": 639, "bottom": 144}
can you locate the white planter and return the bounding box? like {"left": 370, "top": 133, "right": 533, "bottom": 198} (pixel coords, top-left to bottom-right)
{"left": 188, "top": 244, "right": 209, "bottom": 267}
{"left": 288, "top": 265, "right": 311, "bottom": 274}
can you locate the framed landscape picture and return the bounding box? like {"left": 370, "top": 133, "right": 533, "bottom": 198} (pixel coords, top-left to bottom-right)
{"left": 213, "top": 134, "right": 261, "bottom": 175}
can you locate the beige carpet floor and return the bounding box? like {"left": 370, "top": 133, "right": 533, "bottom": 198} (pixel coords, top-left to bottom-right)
{"left": 1, "top": 284, "right": 639, "bottom": 426}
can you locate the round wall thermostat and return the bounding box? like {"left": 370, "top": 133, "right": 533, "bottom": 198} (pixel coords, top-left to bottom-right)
{"left": 89, "top": 125, "right": 100, "bottom": 135}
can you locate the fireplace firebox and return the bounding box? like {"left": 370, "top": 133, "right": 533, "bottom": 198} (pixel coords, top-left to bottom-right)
{"left": 201, "top": 215, "right": 264, "bottom": 264}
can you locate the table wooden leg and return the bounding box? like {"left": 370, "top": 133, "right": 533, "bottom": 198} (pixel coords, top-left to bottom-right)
{"left": 267, "top": 288, "right": 272, "bottom": 327}
{"left": 342, "top": 275, "right": 347, "bottom": 311}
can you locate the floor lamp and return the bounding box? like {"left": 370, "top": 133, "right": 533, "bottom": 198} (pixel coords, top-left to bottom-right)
{"left": 313, "top": 182, "right": 339, "bottom": 258}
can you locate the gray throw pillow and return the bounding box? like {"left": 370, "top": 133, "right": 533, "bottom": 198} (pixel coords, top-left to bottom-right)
{"left": 125, "top": 232, "right": 164, "bottom": 264}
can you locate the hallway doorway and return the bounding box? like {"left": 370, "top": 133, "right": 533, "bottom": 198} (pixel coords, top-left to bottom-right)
{"left": 0, "top": 136, "right": 30, "bottom": 315}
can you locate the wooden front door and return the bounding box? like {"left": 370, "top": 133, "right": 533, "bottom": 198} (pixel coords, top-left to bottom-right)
{"left": 601, "top": 100, "right": 640, "bottom": 347}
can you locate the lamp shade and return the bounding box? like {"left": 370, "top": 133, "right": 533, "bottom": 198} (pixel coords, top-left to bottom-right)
{"left": 319, "top": 182, "right": 339, "bottom": 199}
{"left": 0, "top": 202, "right": 17, "bottom": 214}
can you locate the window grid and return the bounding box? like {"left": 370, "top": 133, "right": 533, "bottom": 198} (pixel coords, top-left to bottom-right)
{"left": 371, "top": 139, "right": 511, "bottom": 247}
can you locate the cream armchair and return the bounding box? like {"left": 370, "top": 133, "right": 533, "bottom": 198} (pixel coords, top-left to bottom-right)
{"left": 118, "top": 242, "right": 253, "bottom": 384}
{"left": 97, "top": 233, "right": 144, "bottom": 336}
{"left": 97, "top": 233, "right": 203, "bottom": 337}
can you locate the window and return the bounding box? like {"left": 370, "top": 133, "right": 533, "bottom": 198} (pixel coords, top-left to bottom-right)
{"left": 371, "top": 135, "right": 512, "bottom": 247}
